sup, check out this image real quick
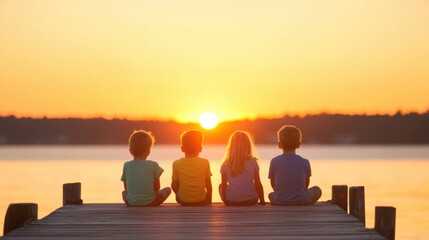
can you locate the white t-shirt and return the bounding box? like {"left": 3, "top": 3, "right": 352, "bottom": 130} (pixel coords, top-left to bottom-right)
{"left": 220, "top": 159, "right": 259, "bottom": 202}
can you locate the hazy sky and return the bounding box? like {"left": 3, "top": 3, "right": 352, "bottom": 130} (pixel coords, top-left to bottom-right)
{"left": 1, "top": 1, "right": 428, "bottom": 122}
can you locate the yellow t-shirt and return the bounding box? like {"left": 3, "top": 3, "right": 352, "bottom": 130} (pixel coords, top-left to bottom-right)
{"left": 172, "top": 157, "right": 212, "bottom": 202}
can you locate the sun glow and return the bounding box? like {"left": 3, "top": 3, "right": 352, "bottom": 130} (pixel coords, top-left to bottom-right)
{"left": 199, "top": 113, "right": 218, "bottom": 129}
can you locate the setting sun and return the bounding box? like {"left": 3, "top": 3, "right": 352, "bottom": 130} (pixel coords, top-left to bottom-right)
{"left": 199, "top": 112, "right": 218, "bottom": 129}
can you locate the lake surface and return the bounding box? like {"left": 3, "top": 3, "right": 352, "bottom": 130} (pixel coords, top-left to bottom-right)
{"left": 1, "top": 145, "right": 429, "bottom": 239}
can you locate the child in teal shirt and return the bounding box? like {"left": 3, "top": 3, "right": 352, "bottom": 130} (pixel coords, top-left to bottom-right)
{"left": 121, "top": 130, "right": 171, "bottom": 206}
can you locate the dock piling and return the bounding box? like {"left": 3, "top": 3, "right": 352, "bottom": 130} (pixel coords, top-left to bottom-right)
{"left": 349, "top": 186, "right": 366, "bottom": 225}
{"left": 332, "top": 185, "right": 348, "bottom": 212}
{"left": 3, "top": 203, "right": 38, "bottom": 236}
{"left": 375, "top": 206, "right": 396, "bottom": 240}
{"left": 63, "top": 182, "right": 83, "bottom": 206}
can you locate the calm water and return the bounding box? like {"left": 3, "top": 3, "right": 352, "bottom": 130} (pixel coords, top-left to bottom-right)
{"left": 1, "top": 145, "right": 429, "bottom": 239}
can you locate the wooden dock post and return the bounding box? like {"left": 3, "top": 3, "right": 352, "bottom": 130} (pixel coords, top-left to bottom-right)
{"left": 332, "top": 185, "right": 348, "bottom": 212}
{"left": 375, "top": 206, "right": 396, "bottom": 240}
{"left": 349, "top": 186, "right": 365, "bottom": 225}
{"left": 63, "top": 182, "right": 83, "bottom": 206}
{"left": 3, "top": 203, "right": 38, "bottom": 236}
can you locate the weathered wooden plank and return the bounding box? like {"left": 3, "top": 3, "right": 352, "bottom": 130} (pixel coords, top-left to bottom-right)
{"left": 2, "top": 235, "right": 385, "bottom": 240}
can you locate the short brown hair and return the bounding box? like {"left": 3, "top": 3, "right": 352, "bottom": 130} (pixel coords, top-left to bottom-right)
{"left": 277, "top": 125, "right": 302, "bottom": 151}
{"left": 180, "top": 129, "right": 204, "bottom": 154}
{"left": 128, "top": 130, "right": 155, "bottom": 157}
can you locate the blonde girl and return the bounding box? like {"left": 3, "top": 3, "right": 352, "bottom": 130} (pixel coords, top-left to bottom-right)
{"left": 219, "top": 131, "right": 265, "bottom": 206}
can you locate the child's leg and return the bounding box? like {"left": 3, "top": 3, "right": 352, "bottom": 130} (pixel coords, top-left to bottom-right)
{"left": 150, "top": 187, "right": 172, "bottom": 206}
{"left": 268, "top": 192, "right": 278, "bottom": 205}
{"left": 303, "top": 186, "right": 322, "bottom": 205}
{"left": 158, "top": 187, "right": 172, "bottom": 203}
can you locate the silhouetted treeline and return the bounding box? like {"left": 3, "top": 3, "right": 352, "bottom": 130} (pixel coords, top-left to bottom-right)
{"left": 0, "top": 112, "right": 428, "bottom": 145}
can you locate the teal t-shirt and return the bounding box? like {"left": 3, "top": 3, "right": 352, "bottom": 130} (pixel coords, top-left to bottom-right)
{"left": 121, "top": 160, "right": 164, "bottom": 206}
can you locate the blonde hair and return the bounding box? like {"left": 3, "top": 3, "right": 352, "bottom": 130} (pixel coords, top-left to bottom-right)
{"left": 128, "top": 130, "right": 155, "bottom": 157}
{"left": 277, "top": 125, "right": 302, "bottom": 151}
{"left": 223, "top": 131, "right": 257, "bottom": 177}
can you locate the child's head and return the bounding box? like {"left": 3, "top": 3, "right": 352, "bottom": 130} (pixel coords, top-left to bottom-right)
{"left": 224, "top": 131, "right": 256, "bottom": 176}
{"left": 128, "top": 130, "right": 155, "bottom": 157}
{"left": 180, "top": 129, "right": 204, "bottom": 155}
{"left": 277, "top": 125, "right": 302, "bottom": 151}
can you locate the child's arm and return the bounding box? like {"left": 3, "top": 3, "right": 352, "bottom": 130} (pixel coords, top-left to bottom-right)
{"left": 268, "top": 160, "right": 275, "bottom": 190}
{"left": 205, "top": 177, "right": 212, "bottom": 204}
{"left": 305, "top": 177, "right": 310, "bottom": 189}
{"left": 254, "top": 170, "right": 266, "bottom": 205}
{"left": 123, "top": 181, "right": 127, "bottom": 192}
{"left": 153, "top": 177, "right": 160, "bottom": 192}
{"left": 121, "top": 164, "right": 127, "bottom": 192}
{"left": 171, "top": 180, "right": 179, "bottom": 194}
{"left": 221, "top": 173, "right": 228, "bottom": 201}
{"left": 171, "top": 162, "right": 179, "bottom": 194}
{"left": 306, "top": 161, "right": 311, "bottom": 189}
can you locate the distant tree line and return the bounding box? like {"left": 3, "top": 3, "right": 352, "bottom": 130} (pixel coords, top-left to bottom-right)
{"left": 0, "top": 112, "right": 428, "bottom": 145}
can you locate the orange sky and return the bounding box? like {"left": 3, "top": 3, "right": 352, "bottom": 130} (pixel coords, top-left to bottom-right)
{"left": 1, "top": 1, "right": 428, "bottom": 123}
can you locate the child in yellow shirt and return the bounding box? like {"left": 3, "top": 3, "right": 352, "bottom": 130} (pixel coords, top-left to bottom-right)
{"left": 171, "top": 129, "right": 212, "bottom": 206}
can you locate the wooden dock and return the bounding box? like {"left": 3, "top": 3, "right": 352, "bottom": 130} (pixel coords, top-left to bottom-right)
{"left": 4, "top": 203, "right": 385, "bottom": 239}
{"left": 3, "top": 183, "right": 395, "bottom": 239}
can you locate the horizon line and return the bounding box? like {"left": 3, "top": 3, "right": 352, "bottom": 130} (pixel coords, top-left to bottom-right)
{"left": 1, "top": 109, "right": 428, "bottom": 124}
